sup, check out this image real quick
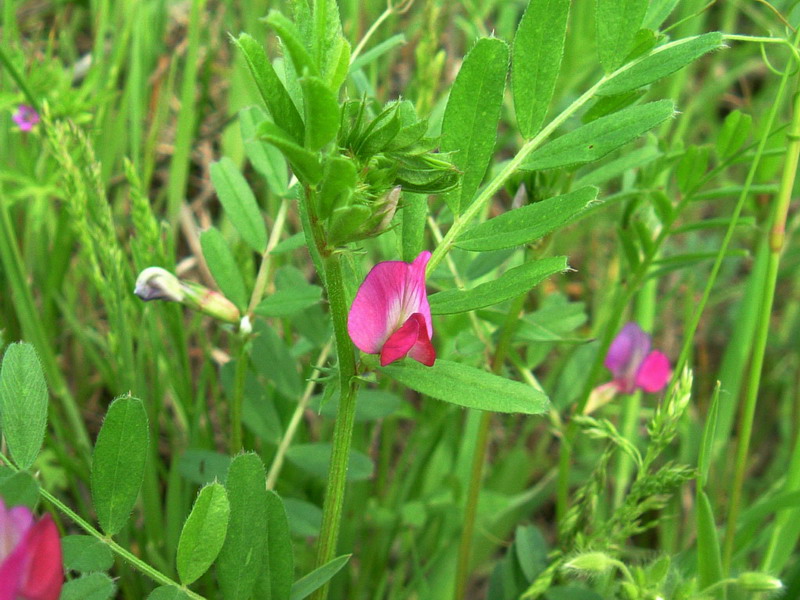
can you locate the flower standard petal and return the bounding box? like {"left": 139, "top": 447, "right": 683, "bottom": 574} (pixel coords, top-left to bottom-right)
{"left": 635, "top": 351, "right": 671, "bottom": 393}
{"left": 348, "top": 260, "right": 411, "bottom": 353}
{"left": 605, "top": 322, "right": 652, "bottom": 394}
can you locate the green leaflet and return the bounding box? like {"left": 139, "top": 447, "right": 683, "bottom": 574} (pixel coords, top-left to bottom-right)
{"left": 62, "top": 535, "right": 115, "bottom": 574}
{"left": 91, "top": 396, "right": 149, "bottom": 536}
{"left": 596, "top": 0, "right": 649, "bottom": 72}
{"left": 264, "top": 10, "right": 318, "bottom": 77}
{"left": 0, "top": 470, "right": 39, "bottom": 509}
{"left": 429, "top": 256, "right": 568, "bottom": 315}
{"left": 61, "top": 535, "right": 114, "bottom": 573}
{"left": 441, "top": 37, "right": 509, "bottom": 215}
{"left": 350, "top": 34, "right": 406, "bottom": 72}
{"left": 239, "top": 106, "right": 290, "bottom": 197}
{"left": 255, "top": 492, "right": 295, "bottom": 599}
{"left": 522, "top": 100, "right": 675, "bottom": 171}
{"left": 200, "top": 227, "right": 249, "bottom": 311}
{"left": 60, "top": 573, "right": 116, "bottom": 600}
{"left": 716, "top": 109, "right": 752, "bottom": 159}
{"left": 0, "top": 342, "right": 48, "bottom": 470}
{"left": 512, "top": 0, "right": 570, "bottom": 138}
{"left": 233, "top": 33, "right": 304, "bottom": 143}
{"left": 300, "top": 75, "right": 340, "bottom": 151}
{"left": 251, "top": 320, "right": 304, "bottom": 399}
{"left": 598, "top": 32, "right": 725, "bottom": 96}
{"left": 255, "top": 283, "right": 322, "bottom": 317}
{"left": 259, "top": 121, "right": 323, "bottom": 185}
{"left": 379, "top": 359, "right": 550, "bottom": 415}
{"left": 290, "top": 555, "right": 351, "bottom": 600}
{"left": 456, "top": 187, "right": 598, "bottom": 252}
{"left": 176, "top": 483, "right": 230, "bottom": 585}
{"left": 644, "top": 0, "right": 681, "bottom": 30}
{"left": 696, "top": 490, "right": 724, "bottom": 590}
{"left": 217, "top": 454, "right": 268, "bottom": 600}
{"left": 146, "top": 587, "right": 192, "bottom": 600}
{"left": 210, "top": 157, "right": 268, "bottom": 253}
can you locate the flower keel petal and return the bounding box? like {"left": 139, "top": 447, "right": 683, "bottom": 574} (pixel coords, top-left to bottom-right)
{"left": 380, "top": 315, "right": 421, "bottom": 366}
{"left": 407, "top": 313, "right": 435, "bottom": 366}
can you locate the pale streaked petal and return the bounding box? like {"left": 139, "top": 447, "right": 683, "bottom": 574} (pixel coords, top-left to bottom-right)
{"left": 409, "top": 251, "right": 433, "bottom": 338}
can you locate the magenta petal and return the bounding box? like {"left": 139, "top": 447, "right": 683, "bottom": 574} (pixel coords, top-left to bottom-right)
{"left": 348, "top": 251, "right": 432, "bottom": 354}
{"left": 12, "top": 105, "right": 39, "bottom": 132}
{"left": 407, "top": 314, "right": 436, "bottom": 367}
{"left": 380, "top": 315, "right": 421, "bottom": 366}
{"left": 18, "top": 515, "right": 63, "bottom": 600}
{"left": 605, "top": 322, "right": 652, "bottom": 394}
{"left": 0, "top": 544, "right": 27, "bottom": 600}
{"left": 635, "top": 351, "right": 671, "bottom": 393}
{"left": 380, "top": 313, "right": 436, "bottom": 366}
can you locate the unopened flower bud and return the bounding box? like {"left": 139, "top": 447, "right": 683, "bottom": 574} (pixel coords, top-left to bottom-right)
{"left": 134, "top": 267, "right": 240, "bottom": 324}
{"left": 736, "top": 572, "right": 783, "bottom": 592}
{"left": 134, "top": 267, "right": 185, "bottom": 302}
{"left": 179, "top": 281, "right": 241, "bottom": 324}
{"left": 372, "top": 185, "right": 401, "bottom": 234}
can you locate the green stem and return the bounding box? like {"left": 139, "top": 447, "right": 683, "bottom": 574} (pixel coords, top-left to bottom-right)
{"left": 229, "top": 335, "right": 249, "bottom": 454}
{"left": 722, "top": 87, "right": 800, "bottom": 572}
{"left": 311, "top": 253, "right": 360, "bottom": 600}
{"left": 453, "top": 293, "right": 526, "bottom": 600}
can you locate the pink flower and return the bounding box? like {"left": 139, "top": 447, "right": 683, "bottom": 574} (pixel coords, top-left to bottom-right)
{"left": 0, "top": 499, "right": 63, "bottom": 600}
{"left": 12, "top": 105, "right": 39, "bottom": 132}
{"left": 347, "top": 251, "right": 435, "bottom": 367}
{"left": 604, "top": 322, "right": 670, "bottom": 394}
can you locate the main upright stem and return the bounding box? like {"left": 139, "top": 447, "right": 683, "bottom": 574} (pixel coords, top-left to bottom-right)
{"left": 306, "top": 185, "right": 360, "bottom": 600}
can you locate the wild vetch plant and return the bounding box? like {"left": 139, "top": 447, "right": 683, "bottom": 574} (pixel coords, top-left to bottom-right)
{"left": 2, "top": 1, "right": 800, "bottom": 599}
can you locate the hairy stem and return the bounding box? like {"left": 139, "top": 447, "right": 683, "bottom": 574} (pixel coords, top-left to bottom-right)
{"left": 311, "top": 253, "right": 360, "bottom": 600}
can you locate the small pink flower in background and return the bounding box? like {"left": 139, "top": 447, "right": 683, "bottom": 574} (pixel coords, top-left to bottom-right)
{"left": 12, "top": 105, "right": 40, "bottom": 132}
{"left": 348, "top": 251, "right": 435, "bottom": 367}
{"left": 604, "top": 322, "right": 671, "bottom": 394}
{"left": 0, "top": 499, "right": 63, "bottom": 600}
